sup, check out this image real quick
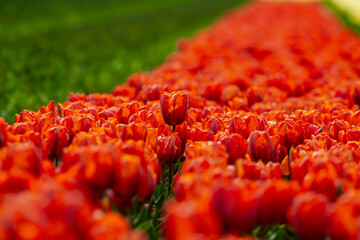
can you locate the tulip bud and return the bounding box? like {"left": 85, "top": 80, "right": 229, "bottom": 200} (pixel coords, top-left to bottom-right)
{"left": 287, "top": 193, "right": 328, "bottom": 240}
{"left": 327, "top": 119, "right": 350, "bottom": 141}
{"left": 276, "top": 120, "right": 303, "bottom": 149}
{"left": 247, "top": 86, "right": 263, "bottom": 107}
{"left": 113, "top": 154, "right": 141, "bottom": 199}
{"left": 211, "top": 183, "right": 260, "bottom": 234}
{"left": 258, "top": 180, "right": 300, "bottom": 225}
{"left": 146, "top": 84, "right": 169, "bottom": 101}
{"left": 0, "top": 118, "right": 8, "bottom": 148}
{"left": 218, "top": 133, "right": 248, "bottom": 165}
{"left": 157, "top": 133, "right": 182, "bottom": 165}
{"left": 43, "top": 126, "right": 70, "bottom": 159}
{"left": 189, "top": 127, "right": 214, "bottom": 142}
{"left": 202, "top": 116, "right": 225, "bottom": 134}
{"left": 160, "top": 91, "right": 188, "bottom": 126}
{"left": 248, "top": 130, "right": 274, "bottom": 163}
{"left": 163, "top": 198, "right": 222, "bottom": 240}
{"left": 116, "top": 102, "right": 140, "bottom": 124}
{"left": 1, "top": 143, "right": 42, "bottom": 175}
{"left": 303, "top": 171, "right": 339, "bottom": 202}
{"left": 327, "top": 193, "right": 360, "bottom": 240}
{"left": 137, "top": 166, "right": 156, "bottom": 200}
{"left": 73, "top": 115, "right": 96, "bottom": 134}
{"left": 227, "top": 114, "right": 259, "bottom": 139}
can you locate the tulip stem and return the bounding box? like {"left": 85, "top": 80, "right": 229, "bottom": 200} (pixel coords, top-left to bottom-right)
{"left": 172, "top": 125, "right": 176, "bottom": 133}
{"left": 168, "top": 163, "right": 174, "bottom": 197}
{"left": 161, "top": 164, "right": 165, "bottom": 183}
{"left": 287, "top": 147, "right": 292, "bottom": 180}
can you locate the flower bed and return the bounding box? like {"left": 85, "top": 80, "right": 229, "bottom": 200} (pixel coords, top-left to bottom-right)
{"left": 1, "top": 1, "right": 360, "bottom": 239}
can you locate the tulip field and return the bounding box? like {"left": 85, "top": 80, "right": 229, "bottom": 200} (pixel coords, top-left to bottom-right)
{"left": 2, "top": 1, "right": 360, "bottom": 239}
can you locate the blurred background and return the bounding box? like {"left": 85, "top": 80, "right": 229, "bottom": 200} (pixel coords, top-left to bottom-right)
{"left": 0, "top": 0, "right": 359, "bottom": 123}
{"left": 0, "top": 0, "right": 248, "bottom": 123}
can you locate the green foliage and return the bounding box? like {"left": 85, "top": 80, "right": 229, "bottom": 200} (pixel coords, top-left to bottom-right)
{"left": 130, "top": 172, "right": 167, "bottom": 240}
{"left": 0, "top": 0, "right": 247, "bottom": 123}
{"left": 323, "top": 0, "right": 360, "bottom": 34}
{"left": 252, "top": 224, "right": 297, "bottom": 240}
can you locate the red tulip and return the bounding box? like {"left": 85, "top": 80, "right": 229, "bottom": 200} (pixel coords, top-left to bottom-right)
{"left": 112, "top": 85, "right": 137, "bottom": 99}
{"left": 115, "top": 102, "right": 140, "bottom": 124}
{"left": 218, "top": 133, "right": 248, "bottom": 164}
{"left": 237, "top": 161, "right": 267, "bottom": 180}
{"left": 287, "top": 193, "right": 328, "bottom": 240}
{"left": 202, "top": 116, "right": 225, "bottom": 134}
{"left": 137, "top": 166, "right": 156, "bottom": 200}
{"left": 327, "top": 119, "right": 350, "bottom": 141}
{"left": 211, "top": 183, "right": 260, "bottom": 234}
{"left": 43, "top": 126, "right": 70, "bottom": 159}
{"left": 189, "top": 127, "right": 214, "bottom": 142}
{"left": 90, "top": 212, "right": 130, "bottom": 240}
{"left": 258, "top": 180, "right": 301, "bottom": 225}
{"left": 163, "top": 197, "right": 222, "bottom": 240}
{"left": 113, "top": 153, "right": 141, "bottom": 199}
{"left": 156, "top": 132, "right": 183, "bottom": 165}
{"left": 247, "top": 86, "right": 263, "bottom": 107}
{"left": 146, "top": 84, "right": 169, "bottom": 101}
{"left": 0, "top": 143, "right": 42, "bottom": 175}
{"left": 338, "top": 129, "right": 360, "bottom": 143}
{"left": 327, "top": 193, "right": 360, "bottom": 240}
{"left": 248, "top": 130, "right": 274, "bottom": 163}
{"left": 0, "top": 118, "right": 8, "bottom": 148}
{"left": 160, "top": 91, "right": 188, "bottom": 126}
{"left": 227, "top": 114, "right": 260, "bottom": 139}
{"left": 80, "top": 146, "right": 114, "bottom": 190}
{"left": 270, "top": 135, "right": 288, "bottom": 163}
{"left": 276, "top": 119, "right": 304, "bottom": 149}
{"left": 73, "top": 115, "right": 96, "bottom": 134}
{"left": 303, "top": 171, "right": 339, "bottom": 202}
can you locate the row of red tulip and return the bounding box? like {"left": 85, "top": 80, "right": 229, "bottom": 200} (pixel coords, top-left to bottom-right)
{"left": 1, "top": 1, "right": 360, "bottom": 239}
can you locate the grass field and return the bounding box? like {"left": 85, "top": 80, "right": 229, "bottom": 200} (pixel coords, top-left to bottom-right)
{"left": 326, "top": 0, "right": 360, "bottom": 34}
{"left": 0, "top": 0, "right": 247, "bottom": 123}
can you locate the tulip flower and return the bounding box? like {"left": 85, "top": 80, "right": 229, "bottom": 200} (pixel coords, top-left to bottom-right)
{"left": 136, "top": 166, "right": 156, "bottom": 200}
{"left": 163, "top": 197, "right": 222, "bottom": 240}
{"left": 247, "top": 86, "right": 263, "bottom": 107}
{"left": 80, "top": 146, "right": 114, "bottom": 190}
{"left": 0, "top": 118, "right": 8, "bottom": 148}
{"left": 327, "top": 193, "right": 360, "bottom": 240}
{"left": 202, "top": 116, "right": 225, "bottom": 134}
{"left": 73, "top": 115, "right": 96, "bottom": 134}
{"left": 157, "top": 132, "right": 183, "bottom": 196}
{"left": 303, "top": 171, "right": 339, "bottom": 202}
{"left": 0, "top": 142, "right": 42, "bottom": 175}
{"left": 43, "top": 126, "right": 70, "bottom": 159}
{"left": 160, "top": 91, "right": 188, "bottom": 127}
{"left": 327, "top": 119, "right": 350, "bottom": 141}
{"left": 189, "top": 127, "right": 214, "bottom": 142}
{"left": 146, "top": 84, "right": 170, "bottom": 101}
{"left": 248, "top": 130, "right": 274, "bottom": 163}
{"left": 218, "top": 133, "right": 248, "bottom": 165}
{"left": 276, "top": 119, "right": 304, "bottom": 149}
{"left": 115, "top": 102, "right": 140, "bottom": 124}
{"left": 211, "top": 183, "right": 260, "bottom": 234}
{"left": 258, "top": 180, "right": 301, "bottom": 225}
{"left": 113, "top": 153, "right": 141, "bottom": 200}
{"left": 227, "top": 114, "right": 260, "bottom": 139}
{"left": 112, "top": 85, "right": 137, "bottom": 99}
{"left": 157, "top": 133, "right": 182, "bottom": 165}
{"left": 287, "top": 193, "right": 328, "bottom": 240}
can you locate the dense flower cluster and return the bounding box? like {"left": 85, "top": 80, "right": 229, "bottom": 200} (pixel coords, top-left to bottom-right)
{"left": 1, "top": 1, "right": 360, "bottom": 239}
